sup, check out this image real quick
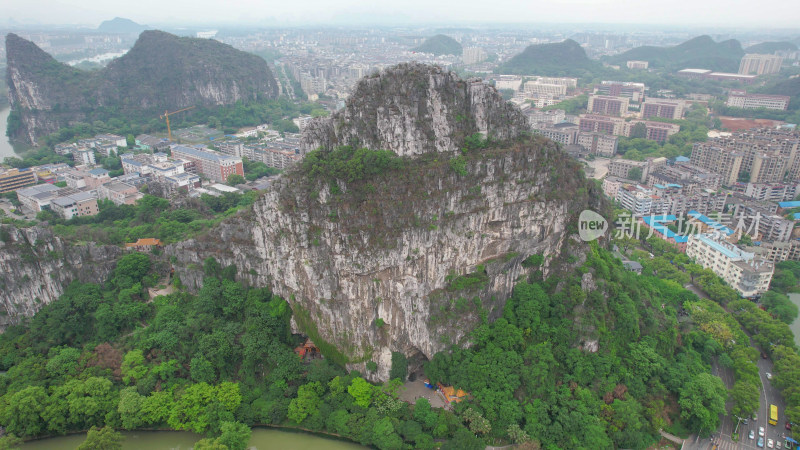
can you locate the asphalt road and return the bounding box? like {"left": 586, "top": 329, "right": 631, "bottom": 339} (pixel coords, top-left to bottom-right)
{"left": 682, "top": 284, "right": 794, "bottom": 450}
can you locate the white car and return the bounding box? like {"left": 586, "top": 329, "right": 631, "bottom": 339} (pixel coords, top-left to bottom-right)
{"left": 760, "top": 426, "right": 765, "bottom": 436}
{"left": 766, "top": 372, "right": 773, "bottom": 379}
{"left": 768, "top": 438, "right": 774, "bottom": 448}
{"left": 749, "top": 430, "right": 755, "bottom": 439}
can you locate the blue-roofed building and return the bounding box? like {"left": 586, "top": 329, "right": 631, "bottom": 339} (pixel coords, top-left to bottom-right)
{"left": 687, "top": 210, "right": 735, "bottom": 236}
{"left": 686, "top": 234, "right": 774, "bottom": 298}
{"left": 779, "top": 201, "right": 800, "bottom": 209}
{"left": 674, "top": 156, "right": 691, "bottom": 163}
{"left": 640, "top": 214, "right": 689, "bottom": 251}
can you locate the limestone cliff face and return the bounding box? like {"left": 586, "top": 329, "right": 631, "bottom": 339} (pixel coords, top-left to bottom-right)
{"left": 300, "top": 63, "right": 528, "bottom": 157}
{"left": 5, "top": 31, "right": 279, "bottom": 145}
{"left": 170, "top": 64, "right": 602, "bottom": 380}
{"left": 0, "top": 225, "right": 121, "bottom": 329}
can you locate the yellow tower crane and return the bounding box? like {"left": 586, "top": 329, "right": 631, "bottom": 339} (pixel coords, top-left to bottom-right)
{"left": 159, "top": 106, "right": 195, "bottom": 142}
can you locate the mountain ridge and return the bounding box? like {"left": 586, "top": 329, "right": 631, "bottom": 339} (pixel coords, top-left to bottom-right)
{"left": 496, "top": 39, "right": 600, "bottom": 77}
{"left": 5, "top": 30, "right": 279, "bottom": 145}
{"left": 605, "top": 35, "right": 745, "bottom": 72}
{"left": 412, "top": 34, "right": 462, "bottom": 56}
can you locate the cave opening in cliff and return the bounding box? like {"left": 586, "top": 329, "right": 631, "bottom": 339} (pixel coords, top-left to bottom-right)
{"left": 405, "top": 347, "right": 429, "bottom": 381}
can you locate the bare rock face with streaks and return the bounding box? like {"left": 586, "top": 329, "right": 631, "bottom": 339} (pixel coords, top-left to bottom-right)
{"left": 300, "top": 63, "right": 528, "bottom": 156}
{"left": 169, "top": 64, "right": 602, "bottom": 380}
{"left": 0, "top": 225, "right": 121, "bottom": 329}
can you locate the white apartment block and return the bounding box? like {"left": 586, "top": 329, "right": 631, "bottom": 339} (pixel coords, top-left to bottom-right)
{"left": 524, "top": 81, "right": 567, "bottom": 97}
{"left": 686, "top": 234, "right": 774, "bottom": 298}
{"left": 738, "top": 54, "right": 783, "bottom": 75}
{"left": 462, "top": 47, "right": 487, "bottom": 65}
{"left": 492, "top": 75, "right": 523, "bottom": 91}
{"left": 626, "top": 60, "right": 649, "bottom": 70}
{"left": 726, "top": 92, "right": 790, "bottom": 111}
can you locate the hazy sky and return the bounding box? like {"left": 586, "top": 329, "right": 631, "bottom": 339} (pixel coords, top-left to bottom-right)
{"left": 3, "top": 0, "right": 800, "bottom": 28}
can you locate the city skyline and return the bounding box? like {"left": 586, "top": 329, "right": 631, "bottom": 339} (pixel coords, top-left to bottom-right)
{"left": 3, "top": 0, "right": 800, "bottom": 29}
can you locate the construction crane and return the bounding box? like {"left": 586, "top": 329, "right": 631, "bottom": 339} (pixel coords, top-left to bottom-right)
{"left": 160, "top": 106, "right": 195, "bottom": 141}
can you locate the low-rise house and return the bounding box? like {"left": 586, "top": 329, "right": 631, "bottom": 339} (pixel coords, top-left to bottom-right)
{"left": 50, "top": 191, "right": 99, "bottom": 219}
{"left": 98, "top": 181, "right": 142, "bottom": 205}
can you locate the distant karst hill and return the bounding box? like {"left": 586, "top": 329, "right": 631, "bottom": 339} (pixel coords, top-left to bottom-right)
{"left": 745, "top": 41, "right": 798, "bottom": 54}
{"left": 96, "top": 17, "right": 148, "bottom": 34}
{"left": 5, "top": 30, "right": 279, "bottom": 145}
{"left": 496, "top": 39, "right": 601, "bottom": 77}
{"left": 605, "top": 35, "right": 745, "bottom": 72}
{"left": 411, "top": 34, "right": 463, "bottom": 56}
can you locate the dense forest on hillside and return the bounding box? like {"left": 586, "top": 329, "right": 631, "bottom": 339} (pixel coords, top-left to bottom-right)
{"left": 497, "top": 40, "right": 603, "bottom": 78}
{"left": 411, "top": 35, "right": 462, "bottom": 56}
{"left": 603, "top": 35, "right": 744, "bottom": 72}
{"left": 0, "top": 232, "right": 753, "bottom": 449}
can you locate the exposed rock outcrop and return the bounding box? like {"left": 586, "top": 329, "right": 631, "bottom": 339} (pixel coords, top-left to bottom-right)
{"left": 5, "top": 30, "right": 279, "bottom": 145}
{"left": 169, "top": 64, "right": 604, "bottom": 380}
{"left": 0, "top": 225, "right": 122, "bottom": 329}
{"left": 300, "top": 63, "right": 528, "bottom": 156}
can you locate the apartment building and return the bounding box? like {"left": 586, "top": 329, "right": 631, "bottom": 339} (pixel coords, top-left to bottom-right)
{"left": 216, "top": 141, "right": 244, "bottom": 157}
{"left": 738, "top": 54, "right": 783, "bottom": 75}
{"left": 608, "top": 157, "right": 666, "bottom": 182}
{"left": 641, "top": 99, "right": 685, "bottom": 120}
{"left": 531, "top": 122, "right": 579, "bottom": 146}
{"left": 625, "top": 120, "right": 681, "bottom": 142}
{"left": 526, "top": 109, "right": 566, "bottom": 126}
{"left": 686, "top": 233, "right": 774, "bottom": 297}
{"left": 97, "top": 181, "right": 142, "bottom": 206}
{"left": 616, "top": 184, "right": 668, "bottom": 216}
{"left": 587, "top": 95, "right": 629, "bottom": 116}
{"left": 491, "top": 75, "right": 523, "bottom": 91}
{"left": 731, "top": 182, "right": 800, "bottom": 202}
{"left": 647, "top": 163, "right": 722, "bottom": 195}
{"left": 726, "top": 92, "right": 790, "bottom": 111}
{"left": 594, "top": 81, "right": 646, "bottom": 102}
{"left": 16, "top": 184, "right": 64, "bottom": 212}
{"left": 579, "top": 114, "right": 626, "bottom": 135}
{"left": 524, "top": 81, "right": 567, "bottom": 97}
{"left": 690, "top": 143, "right": 744, "bottom": 186}
{"left": 462, "top": 47, "right": 488, "bottom": 65}
{"left": 577, "top": 133, "right": 618, "bottom": 157}
{"left": 727, "top": 195, "right": 795, "bottom": 242}
{"left": 72, "top": 148, "right": 96, "bottom": 166}
{"left": 745, "top": 241, "right": 800, "bottom": 263}
{"left": 50, "top": 192, "right": 99, "bottom": 220}
{"left": 170, "top": 146, "right": 244, "bottom": 183}
{"left": 602, "top": 176, "right": 626, "bottom": 199}
{"left": 626, "top": 61, "right": 649, "bottom": 70}
{"left": 0, "top": 168, "right": 37, "bottom": 193}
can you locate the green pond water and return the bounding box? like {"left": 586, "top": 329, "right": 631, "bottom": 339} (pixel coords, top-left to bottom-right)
{"left": 21, "top": 428, "right": 364, "bottom": 449}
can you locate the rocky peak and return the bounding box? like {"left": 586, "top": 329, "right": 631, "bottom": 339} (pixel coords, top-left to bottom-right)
{"left": 301, "top": 63, "right": 528, "bottom": 156}
{"left": 169, "top": 64, "right": 603, "bottom": 381}
{"left": 5, "top": 30, "right": 279, "bottom": 145}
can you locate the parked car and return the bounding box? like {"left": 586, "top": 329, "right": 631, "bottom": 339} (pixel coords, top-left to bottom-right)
{"left": 750, "top": 430, "right": 755, "bottom": 439}
{"left": 769, "top": 438, "right": 775, "bottom": 448}
{"left": 767, "top": 372, "right": 773, "bottom": 379}
{"left": 787, "top": 422, "right": 793, "bottom": 430}
{"left": 759, "top": 437, "right": 765, "bottom": 448}
{"left": 760, "top": 426, "right": 766, "bottom": 437}
{"left": 777, "top": 441, "right": 782, "bottom": 449}
{"left": 744, "top": 418, "right": 750, "bottom": 425}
